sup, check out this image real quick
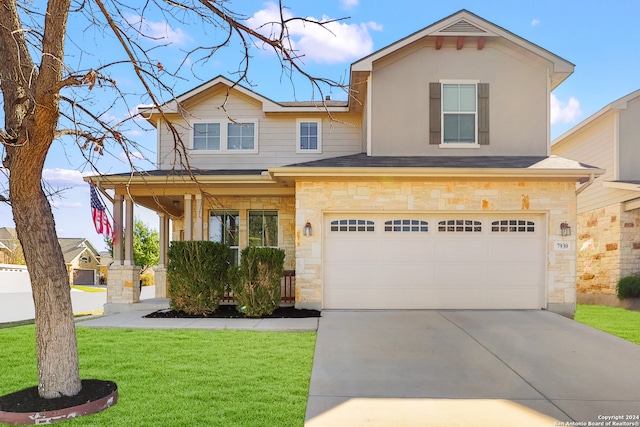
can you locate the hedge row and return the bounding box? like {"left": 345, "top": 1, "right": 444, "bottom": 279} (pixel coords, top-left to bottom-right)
{"left": 167, "top": 241, "right": 286, "bottom": 316}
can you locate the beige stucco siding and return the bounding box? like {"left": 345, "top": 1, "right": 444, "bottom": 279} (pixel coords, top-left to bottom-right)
{"left": 294, "top": 179, "right": 577, "bottom": 311}
{"left": 369, "top": 41, "right": 549, "bottom": 156}
{"left": 618, "top": 96, "right": 640, "bottom": 181}
{"left": 157, "top": 88, "right": 362, "bottom": 170}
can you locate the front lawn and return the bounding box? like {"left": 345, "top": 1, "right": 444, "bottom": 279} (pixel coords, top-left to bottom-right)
{"left": 574, "top": 304, "right": 640, "bottom": 345}
{"left": 0, "top": 326, "right": 316, "bottom": 426}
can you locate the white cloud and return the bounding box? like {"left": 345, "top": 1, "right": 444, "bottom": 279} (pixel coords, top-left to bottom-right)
{"left": 43, "top": 168, "right": 92, "bottom": 187}
{"left": 531, "top": 19, "right": 541, "bottom": 26}
{"left": 247, "top": 2, "right": 380, "bottom": 64}
{"left": 340, "top": 0, "right": 359, "bottom": 9}
{"left": 550, "top": 94, "right": 582, "bottom": 124}
{"left": 125, "top": 14, "right": 192, "bottom": 46}
{"left": 100, "top": 112, "right": 118, "bottom": 124}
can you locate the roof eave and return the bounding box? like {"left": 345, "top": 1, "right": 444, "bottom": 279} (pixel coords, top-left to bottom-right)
{"left": 269, "top": 166, "right": 604, "bottom": 180}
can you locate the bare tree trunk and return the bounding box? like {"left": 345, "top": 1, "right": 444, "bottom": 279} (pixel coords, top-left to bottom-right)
{"left": 11, "top": 179, "right": 81, "bottom": 398}
{"left": 1, "top": 0, "right": 81, "bottom": 399}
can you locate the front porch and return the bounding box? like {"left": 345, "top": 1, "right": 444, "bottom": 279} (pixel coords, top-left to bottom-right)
{"left": 88, "top": 170, "right": 297, "bottom": 313}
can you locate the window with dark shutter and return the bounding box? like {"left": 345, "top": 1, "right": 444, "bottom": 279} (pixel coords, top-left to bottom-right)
{"left": 430, "top": 82, "right": 490, "bottom": 145}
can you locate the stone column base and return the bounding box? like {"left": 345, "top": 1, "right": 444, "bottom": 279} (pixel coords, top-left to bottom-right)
{"left": 106, "top": 265, "right": 141, "bottom": 303}
{"left": 154, "top": 267, "right": 168, "bottom": 299}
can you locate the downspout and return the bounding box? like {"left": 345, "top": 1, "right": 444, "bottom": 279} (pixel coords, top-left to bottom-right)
{"left": 576, "top": 173, "right": 595, "bottom": 195}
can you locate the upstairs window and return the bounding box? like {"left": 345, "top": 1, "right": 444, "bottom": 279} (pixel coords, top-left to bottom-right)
{"left": 194, "top": 123, "right": 221, "bottom": 150}
{"left": 192, "top": 120, "right": 258, "bottom": 152}
{"left": 297, "top": 119, "right": 322, "bottom": 153}
{"left": 442, "top": 83, "right": 476, "bottom": 143}
{"left": 227, "top": 122, "right": 255, "bottom": 150}
{"left": 430, "top": 82, "right": 489, "bottom": 146}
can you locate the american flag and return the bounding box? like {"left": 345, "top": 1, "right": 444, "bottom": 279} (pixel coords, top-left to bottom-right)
{"left": 89, "top": 182, "right": 113, "bottom": 240}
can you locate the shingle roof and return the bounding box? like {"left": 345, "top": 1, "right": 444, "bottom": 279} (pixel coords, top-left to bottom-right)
{"left": 284, "top": 154, "right": 599, "bottom": 170}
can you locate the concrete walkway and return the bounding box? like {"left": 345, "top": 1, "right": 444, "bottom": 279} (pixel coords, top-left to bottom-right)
{"left": 76, "top": 309, "right": 319, "bottom": 332}
{"left": 305, "top": 310, "right": 640, "bottom": 427}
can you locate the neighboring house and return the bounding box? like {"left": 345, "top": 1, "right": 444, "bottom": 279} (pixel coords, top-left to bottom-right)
{"left": 58, "top": 238, "right": 101, "bottom": 286}
{"left": 90, "top": 10, "right": 602, "bottom": 316}
{"left": 0, "top": 241, "right": 11, "bottom": 264}
{"left": 552, "top": 90, "right": 640, "bottom": 306}
{"left": 0, "top": 227, "right": 19, "bottom": 263}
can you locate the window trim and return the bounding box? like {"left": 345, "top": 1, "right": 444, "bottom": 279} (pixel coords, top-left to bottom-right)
{"left": 439, "top": 80, "right": 479, "bottom": 147}
{"left": 296, "top": 118, "right": 322, "bottom": 153}
{"left": 190, "top": 119, "right": 259, "bottom": 153}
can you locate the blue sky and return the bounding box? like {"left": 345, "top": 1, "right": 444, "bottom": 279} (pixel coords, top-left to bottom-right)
{"left": 1, "top": 0, "right": 639, "bottom": 251}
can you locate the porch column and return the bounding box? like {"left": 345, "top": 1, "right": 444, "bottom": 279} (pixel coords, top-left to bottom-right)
{"left": 154, "top": 212, "right": 170, "bottom": 299}
{"left": 124, "top": 196, "right": 134, "bottom": 266}
{"left": 184, "top": 194, "right": 193, "bottom": 241}
{"left": 158, "top": 212, "right": 168, "bottom": 267}
{"left": 105, "top": 194, "right": 140, "bottom": 307}
{"left": 113, "top": 194, "right": 124, "bottom": 265}
{"left": 195, "top": 193, "right": 203, "bottom": 240}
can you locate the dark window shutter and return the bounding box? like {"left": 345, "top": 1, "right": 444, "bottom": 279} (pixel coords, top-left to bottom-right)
{"left": 478, "top": 83, "right": 490, "bottom": 145}
{"left": 429, "top": 83, "right": 441, "bottom": 145}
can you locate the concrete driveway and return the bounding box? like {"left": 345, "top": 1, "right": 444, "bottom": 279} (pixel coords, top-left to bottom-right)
{"left": 306, "top": 310, "right": 640, "bottom": 427}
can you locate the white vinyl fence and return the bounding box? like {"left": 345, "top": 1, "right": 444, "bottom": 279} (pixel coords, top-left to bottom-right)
{"left": 0, "top": 264, "right": 32, "bottom": 293}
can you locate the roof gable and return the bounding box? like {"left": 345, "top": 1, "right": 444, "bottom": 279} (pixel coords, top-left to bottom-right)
{"left": 552, "top": 88, "right": 640, "bottom": 147}
{"left": 351, "top": 9, "right": 573, "bottom": 89}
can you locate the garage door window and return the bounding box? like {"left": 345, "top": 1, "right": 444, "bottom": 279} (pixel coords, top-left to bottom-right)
{"left": 330, "top": 219, "right": 375, "bottom": 232}
{"left": 438, "top": 219, "right": 482, "bottom": 232}
{"left": 491, "top": 220, "right": 535, "bottom": 233}
{"left": 384, "top": 219, "right": 428, "bottom": 232}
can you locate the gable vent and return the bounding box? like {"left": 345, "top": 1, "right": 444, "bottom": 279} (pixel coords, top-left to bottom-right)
{"left": 440, "top": 20, "right": 486, "bottom": 33}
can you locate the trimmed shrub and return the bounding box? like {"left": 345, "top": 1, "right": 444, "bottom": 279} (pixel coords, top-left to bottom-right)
{"left": 230, "top": 247, "right": 286, "bottom": 317}
{"left": 617, "top": 275, "right": 640, "bottom": 300}
{"left": 167, "top": 241, "right": 230, "bottom": 315}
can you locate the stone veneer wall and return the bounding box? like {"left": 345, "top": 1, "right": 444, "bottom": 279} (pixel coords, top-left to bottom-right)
{"left": 577, "top": 203, "right": 640, "bottom": 296}
{"left": 294, "top": 180, "right": 578, "bottom": 315}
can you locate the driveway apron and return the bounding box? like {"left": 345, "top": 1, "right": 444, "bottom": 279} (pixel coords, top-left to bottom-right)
{"left": 305, "top": 310, "right": 640, "bottom": 427}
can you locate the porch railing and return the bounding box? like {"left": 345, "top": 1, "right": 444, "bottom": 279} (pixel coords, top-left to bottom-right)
{"left": 221, "top": 270, "right": 295, "bottom": 306}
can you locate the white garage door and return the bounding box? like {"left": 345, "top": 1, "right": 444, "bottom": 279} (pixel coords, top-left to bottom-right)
{"left": 323, "top": 214, "right": 545, "bottom": 309}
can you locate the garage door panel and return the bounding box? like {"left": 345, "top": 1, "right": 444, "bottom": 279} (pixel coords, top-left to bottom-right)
{"left": 487, "top": 239, "right": 540, "bottom": 261}
{"left": 486, "top": 288, "right": 541, "bottom": 309}
{"left": 433, "top": 288, "right": 489, "bottom": 309}
{"left": 325, "top": 287, "right": 436, "bottom": 310}
{"left": 324, "top": 238, "right": 377, "bottom": 262}
{"left": 431, "top": 262, "right": 488, "bottom": 286}
{"left": 324, "top": 214, "right": 545, "bottom": 310}
{"left": 432, "top": 239, "right": 487, "bottom": 261}
{"left": 487, "top": 263, "right": 541, "bottom": 286}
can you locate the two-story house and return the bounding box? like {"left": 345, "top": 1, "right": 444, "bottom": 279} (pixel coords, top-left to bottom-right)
{"left": 91, "top": 10, "right": 602, "bottom": 317}
{"left": 552, "top": 90, "right": 640, "bottom": 307}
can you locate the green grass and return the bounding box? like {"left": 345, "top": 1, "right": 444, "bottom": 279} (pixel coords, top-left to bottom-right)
{"left": 575, "top": 304, "right": 640, "bottom": 345}
{"left": 0, "top": 326, "right": 316, "bottom": 426}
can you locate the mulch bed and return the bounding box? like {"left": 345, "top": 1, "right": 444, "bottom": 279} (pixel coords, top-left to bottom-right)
{"left": 144, "top": 305, "right": 321, "bottom": 319}
{"left": 0, "top": 379, "right": 117, "bottom": 424}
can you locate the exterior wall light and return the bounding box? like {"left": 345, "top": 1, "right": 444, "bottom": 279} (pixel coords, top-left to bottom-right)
{"left": 560, "top": 222, "right": 571, "bottom": 236}
{"left": 303, "top": 222, "right": 312, "bottom": 236}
